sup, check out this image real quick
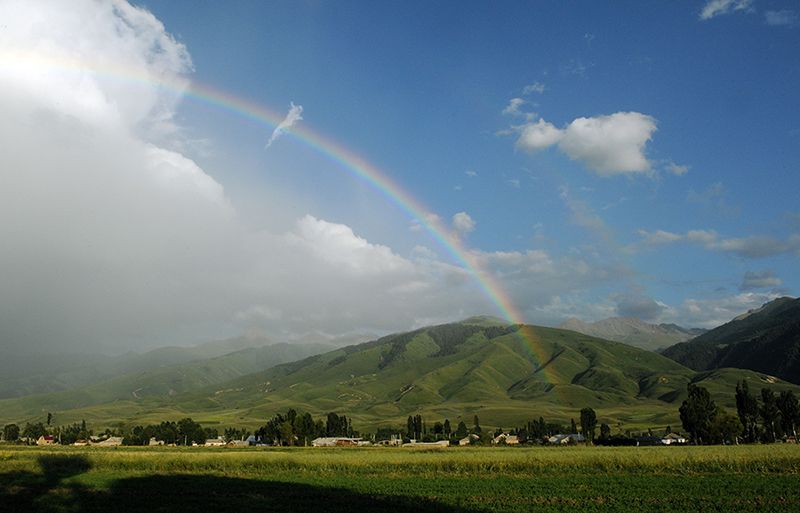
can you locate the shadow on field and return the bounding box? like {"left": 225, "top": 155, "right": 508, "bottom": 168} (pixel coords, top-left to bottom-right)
{"left": 0, "top": 454, "right": 479, "bottom": 513}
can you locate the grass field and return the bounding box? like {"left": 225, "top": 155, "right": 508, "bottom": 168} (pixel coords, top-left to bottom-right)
{"left": 2, "top": 445, "right": 800, "bottom": 512}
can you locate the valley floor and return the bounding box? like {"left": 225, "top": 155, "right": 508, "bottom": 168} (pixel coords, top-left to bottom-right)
{"left": 1, "top": 445, "right": 799, "bottom": 512}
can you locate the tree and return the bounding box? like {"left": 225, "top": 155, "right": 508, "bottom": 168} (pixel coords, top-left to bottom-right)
{"left": 177, "top": 417, "right": 206, "bottom": 446}
{"left": 22, "top": 422, "right": 47, "bottom": 442}
{"left": 777, "top": 390, "right": 799, "bottom": 440}
{"left": 472, "top": 415, "right": 481, "bottom": 435}
{"left": 709, "top": 408, "right": 742, "bottom": 445}
{"left": 735, "top": 380, "right": 760, "bottom": 443}
{"left": 760, "top": 388, "right": 780, "bottom": 443}
{"left": 580, "top": 408, "right": 597, "bottom": 442}
{"left": 455, "top": 421, "right": 468, "bottom": 438}
{"left": 679, "top": 384, "right": 716, "bottom": 444}
{"left": 46, "top": 412, "right": 52, "bottom": 426}
{"left": 443, "top": 419, "right": 451, "bottom": 438}
{"left": 599, "top": 423, "right": 611, "bottom": 440}
{"left": 3, "top": 424, "right": 20, "bottom": 442}
{"left": 223, "top": 427, "right": 250, "bottom": 443}
{"left": 570, "top": 418, "right": 577, "bottom": 434}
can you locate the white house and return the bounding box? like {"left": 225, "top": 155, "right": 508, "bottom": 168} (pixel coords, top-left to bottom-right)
{"left": 311, "top": 437, "right": 362, "bottom": 447}
{"left": 492, "top": 433, "right": 519, "bottom": 445}
{"left": 458, "top": 434, "right": 480, "bottom": 446}
{"left": 93, "top": 436, "right": 123, "bottom": 447}
{"left": 661, "top": 433, "right": 687, "bottom": 445}
{"left": 403, "top": 440, "right": 449, "bottom": 447}
{"left": 547, "top": 433, "right": 585, "bottom": 445}
{"left": 204, "top": 437, "right": 226, "bottom": 447}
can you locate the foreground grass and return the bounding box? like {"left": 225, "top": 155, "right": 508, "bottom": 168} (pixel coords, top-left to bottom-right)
{"left": 1, "top": 445, "right": 800, "bottom": 512}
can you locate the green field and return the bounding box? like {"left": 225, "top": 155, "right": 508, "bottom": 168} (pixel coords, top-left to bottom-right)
{"left": 2, "top": 445, "right": 800, "bottom": 512}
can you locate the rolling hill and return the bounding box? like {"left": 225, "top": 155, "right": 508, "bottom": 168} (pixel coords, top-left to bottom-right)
{"left": 662, "top": 297, "right": 800, "bottom": 384}
{"left": 559, "top": 317, "right": 704, "bottom": 351}
{"left": 0, "top": 333, "right": 284, "bottom": 400}
{"left": 0, "top": 341, "right": 332, "bottom": 425}
{"left": 6, "top": 318, "right": 797, "bottom": 432}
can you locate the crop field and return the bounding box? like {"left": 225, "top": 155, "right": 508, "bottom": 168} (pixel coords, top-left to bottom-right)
{"left": 1, "top": 445, "right": 800, "bottom": 512}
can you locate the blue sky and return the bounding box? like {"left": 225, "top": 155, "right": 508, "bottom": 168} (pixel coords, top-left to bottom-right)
{"left": 1, "top": 0, "right": 798, "bottom": 351}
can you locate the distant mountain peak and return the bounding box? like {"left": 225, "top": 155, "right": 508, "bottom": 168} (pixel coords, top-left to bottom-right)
{"left": 558, "top": 316, "right": 702, "bottom": 351}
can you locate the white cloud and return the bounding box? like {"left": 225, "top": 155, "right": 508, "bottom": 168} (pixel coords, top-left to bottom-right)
{"left": 522, "top": 82, "right": 546, "bottom": 95}
{"left": 465, "top": 170, "right": 478, "bottom": 177}
{"left": 515, "top": 119, "right": 564, "bottom": 152}
{"left": 266, "top": 101, "right": 303, "bottom": 148}
{"left": 633, "top": 228, "right": 800, "bottom": 258}
{"left": 0, "top": 0, "right": 521, "bottom": 352}
{"left": 700, "top": 0, "right": 754, "bottom": 20}
{"left": 740, "top": 270, "right": 782, "bottom": 291}
{"left": 635, "top": 229, "right": 683, "bottom": 246}
{"left": 667, "top": 162, "right": 690, "bottom": 176}
{"left": 507, "top": 179, "right": 521, "bottom": 189}
{"left": 765, "top": 10, "right": 797, "bottom": 26}
{"left": 671, "top": 292, "right": 784, "bottom": 329}
{"left": 514, "top": 112, "right": 657, "bottom": 176}
{"left": 502, "top": 97, "right": 527, "bottom": 116}
{"left": 559, "top": 112, "right": 657, "bottom": 175}
{"left": 452, "top": 212, "right": 476, "bottom": 235}
{"left": 288, "top": 215, "right": 414, "bottom": 275}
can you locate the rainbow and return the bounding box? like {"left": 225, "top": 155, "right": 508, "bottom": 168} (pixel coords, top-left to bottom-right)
{"left": 1, "top": 48, "right": 560, "bottom": 388}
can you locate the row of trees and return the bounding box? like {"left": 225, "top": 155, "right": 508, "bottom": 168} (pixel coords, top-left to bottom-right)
{"left": 734, "top": 380, "right": 798, "bottom": 443}
{"left": 679, "top": 381, "right": 799, "bottom": 445}
{"left": 255, "top": 410, "right": 355, "bottom": 446}
{"left": 402, "top": 414, "right": 485, "bottom": 442}
{"left": 123, "top": 418, "right": 223, "bottom": 446}
{"left": 2, "top": 420, "right": 94, "bottom": 445}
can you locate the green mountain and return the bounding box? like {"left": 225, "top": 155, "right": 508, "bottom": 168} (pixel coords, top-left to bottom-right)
{"left": 8, "top": 319, "right": 796, "bottom": 432}
{"left": 559, "top": 317, "right": 704, "bottom": 351}
{"left": 0, "top": 334, "right": 284, "bottom": 400}
{"left": 0, "top": 341, "right": 331, "bottom": 425}
{"left": 662, "top": 297, "right": 800, "bottom": 384}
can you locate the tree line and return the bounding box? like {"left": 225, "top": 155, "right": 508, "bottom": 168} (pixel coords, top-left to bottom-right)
{"left": 679, "top": 380, "right": 799, "bottom": 445}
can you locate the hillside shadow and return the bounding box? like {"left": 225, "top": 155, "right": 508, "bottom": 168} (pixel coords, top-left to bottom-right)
{"left": 0, "top": 454, "right": 480, "bottom": 513}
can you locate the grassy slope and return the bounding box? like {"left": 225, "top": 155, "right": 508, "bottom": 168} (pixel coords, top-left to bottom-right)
{"left": 0, "top": 342, "right": 331, "bottom": 427}
{"left": 11, "top": 321, "right": 798, "bottom": 433}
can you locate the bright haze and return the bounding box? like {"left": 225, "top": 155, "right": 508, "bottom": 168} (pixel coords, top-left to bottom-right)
{"left": 0, "top": 0, "right": 798, "bottom": 353}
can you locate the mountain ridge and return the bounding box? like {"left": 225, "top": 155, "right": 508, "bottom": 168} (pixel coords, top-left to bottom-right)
{"left": 558, "top": 317, "right": 704, "bottom": 351}
{"left": 662, "top": 297, "right": 800, "bottom": 384}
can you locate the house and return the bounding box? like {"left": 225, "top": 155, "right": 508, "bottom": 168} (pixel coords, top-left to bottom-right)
{"left": 149, "top": 437, "right": 164, "bottom": 446}
{"left": 492, "top": 433, "right": 519, "bottom": 445}
{"left": 403, "top": 440, "right": 449, "bottom": 447}
{"left": 458, "top": 434, "right": 480, "bottom": 446}
{"left": 204, "top": 437, "right": 226, "bottom": 447}
{"left": 93, "top": 436, "right": 123, "bottom": 447}
{"left": 311, "top": 437, "right": 363, "bottom": 447}
{"left": 72, "top": 440, "right": 89, "bottom": 446}
{"left": 547, "top": 433, "right": 585, "bottom": 445}
{"left": 37, "top": 435, "right": 55, "bottom": 446}
{"left": 661, "top": 433, "right": 686, "bottom": 445}
{"left": 227, "top": 440, "right": 249, "bottom": 448}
